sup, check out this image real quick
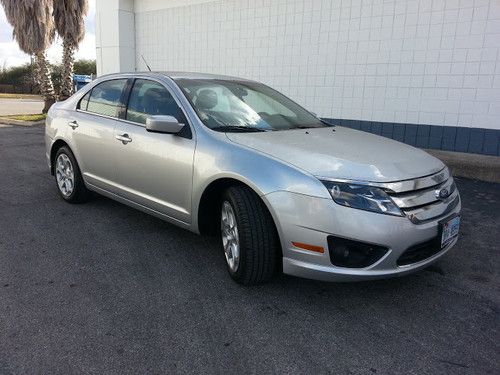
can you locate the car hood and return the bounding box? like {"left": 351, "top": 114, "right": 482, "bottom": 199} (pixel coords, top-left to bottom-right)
{"left": 226, "top": 126, "right": 444, "bottom": 182}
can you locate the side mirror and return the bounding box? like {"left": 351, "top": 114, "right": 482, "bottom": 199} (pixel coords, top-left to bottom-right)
{"left": 146, "top": 115, "right": 185, "bottom": 134}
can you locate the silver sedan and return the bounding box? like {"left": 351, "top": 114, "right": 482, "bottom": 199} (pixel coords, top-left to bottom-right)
{"left": 45, "top": 72, "right": 461, "bottom": 285}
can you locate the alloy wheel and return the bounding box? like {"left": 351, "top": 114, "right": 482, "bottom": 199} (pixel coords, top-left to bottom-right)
{"left": 55, "top": 153, "right": 75, "bottom": 197}
{"left": 221, "top": 201, "right": 240, "bottom": 272}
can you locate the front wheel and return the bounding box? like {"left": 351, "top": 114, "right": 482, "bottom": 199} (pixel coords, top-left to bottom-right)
{"left": 220, "top": 186, "right": 279, "bottom": 285}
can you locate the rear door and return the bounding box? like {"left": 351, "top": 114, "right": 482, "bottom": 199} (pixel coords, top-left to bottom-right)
{"left": 71, "top": 79, "right": 128, "bottom": 191}
{"left": 113, "top": 78, "right": 196, "bottom": 223}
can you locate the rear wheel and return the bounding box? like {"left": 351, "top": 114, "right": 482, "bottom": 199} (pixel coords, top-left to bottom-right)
{"left": 220, "top": 186, "right": 279, "bottom": 285}
{"left": 54, "top": 146, "right": 89, "bottom": 203}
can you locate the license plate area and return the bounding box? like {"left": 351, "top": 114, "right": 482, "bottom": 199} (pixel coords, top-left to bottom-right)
{"left": 440, "top": 215, "right": 460, "bottom": 248}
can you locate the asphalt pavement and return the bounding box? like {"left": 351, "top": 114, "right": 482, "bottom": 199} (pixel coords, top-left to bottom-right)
{"left": 0, "top": 98, "right": 43, "bottom": 116}
{"left": 0, "top": 125, "right": 498, "bottom": 374}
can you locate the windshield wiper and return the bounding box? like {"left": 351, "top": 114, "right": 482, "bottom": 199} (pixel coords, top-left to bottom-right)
{"left": 210, "top": 125, "right": 267, "bottom": 133}
{"left": 295, "top": 122, "right": 332, "bottom": 129}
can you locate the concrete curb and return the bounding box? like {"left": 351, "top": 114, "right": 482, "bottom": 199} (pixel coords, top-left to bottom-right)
{"left": 0, "top": 117, "right": 45, "bottom": 127}
{"left": 426, "top": 149, "right": 500, "bottom": 184}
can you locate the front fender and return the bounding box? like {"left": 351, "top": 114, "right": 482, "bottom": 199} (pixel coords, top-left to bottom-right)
{"left": 191, "top": 131, "right": 331, "bottom": 231}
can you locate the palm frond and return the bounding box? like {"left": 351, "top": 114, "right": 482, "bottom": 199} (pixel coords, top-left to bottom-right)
{"left": 53, "top": 0, "right": 89, "bottom": 46}
{"left": 0, "top": 0, "right": 55, "bottom": 55}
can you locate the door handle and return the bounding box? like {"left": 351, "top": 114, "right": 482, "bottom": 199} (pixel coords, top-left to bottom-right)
{"left": 68, "top": 120, "right": 79, "bottom": 129}
{"left": 115, "top": 133, "right": 132, "bottom": 144}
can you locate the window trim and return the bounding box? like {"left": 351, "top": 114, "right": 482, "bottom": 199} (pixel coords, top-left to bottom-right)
{"left": 120, "top": 78, "right": 135, "bottom": 120}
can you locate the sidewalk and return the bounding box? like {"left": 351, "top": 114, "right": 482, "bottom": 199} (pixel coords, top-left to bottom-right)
{"left": 0, "top": 97, "right": 43, "bottom": 116}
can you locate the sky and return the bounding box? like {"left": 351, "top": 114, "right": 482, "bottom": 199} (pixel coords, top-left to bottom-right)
{"left": 0, "top": 0, "right": 96, "bottom": 68}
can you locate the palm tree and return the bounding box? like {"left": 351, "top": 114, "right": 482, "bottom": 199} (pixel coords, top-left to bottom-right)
{"left": 53, "top": 0, "right": 89, "bottom": 100}
{"left": 1, "top": 0, "right": 56, "bottom": 113}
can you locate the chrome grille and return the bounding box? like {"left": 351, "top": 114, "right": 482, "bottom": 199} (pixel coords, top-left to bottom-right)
{"left": 386, "top": 168, "right": 460, "bottom": 224}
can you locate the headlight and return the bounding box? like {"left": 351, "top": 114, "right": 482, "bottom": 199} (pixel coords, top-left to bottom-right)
{"left": 321, "top": 181, "right": 403, "bottom": 216}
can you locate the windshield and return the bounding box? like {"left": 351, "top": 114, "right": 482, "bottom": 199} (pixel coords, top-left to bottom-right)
{"left": 175, "top": 78, "right": 327, "bottom": 132}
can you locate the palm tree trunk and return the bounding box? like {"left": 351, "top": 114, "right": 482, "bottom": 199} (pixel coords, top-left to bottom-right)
{"left": 32, "top": 58, "right": 41, "bottom": 94}
{"left": 35, "top": 51, "right": 56, "bottom": 113}
{"left": 59, "top": 39, "right": 75, "bottom": 100}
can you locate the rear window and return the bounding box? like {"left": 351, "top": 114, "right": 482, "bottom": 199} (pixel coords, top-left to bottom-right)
{"left": 86, "top": 79, "right": 127, "bottom": 118}
{"left": 77, "top": 91, "right": 90, "bottom": 111}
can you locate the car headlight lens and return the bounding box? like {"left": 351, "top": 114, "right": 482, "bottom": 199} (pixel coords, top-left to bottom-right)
{"left": 321, "top": 181, "right": 403, "bottom": 216}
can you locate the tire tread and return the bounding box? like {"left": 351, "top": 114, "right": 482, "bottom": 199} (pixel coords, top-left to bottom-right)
{"left": 224, "top": 186, "right": 278, "bottom": 285}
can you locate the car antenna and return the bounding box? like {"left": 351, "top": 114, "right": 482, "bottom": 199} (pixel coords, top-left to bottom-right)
{"left": 141, "top": 55, "right": 152, "bottom": 72}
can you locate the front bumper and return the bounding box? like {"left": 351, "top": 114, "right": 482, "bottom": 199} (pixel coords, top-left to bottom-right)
{"left": 263, "top": 191, "right": 461, "bottom": 282}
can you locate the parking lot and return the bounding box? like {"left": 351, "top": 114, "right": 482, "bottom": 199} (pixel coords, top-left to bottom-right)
{"left": 0, "top": 124, "right": 498, "bottom": 374}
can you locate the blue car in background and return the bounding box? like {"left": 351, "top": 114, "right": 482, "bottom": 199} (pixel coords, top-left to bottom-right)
{"left": 73, "top": 74, "right": 92, "bottom": 92}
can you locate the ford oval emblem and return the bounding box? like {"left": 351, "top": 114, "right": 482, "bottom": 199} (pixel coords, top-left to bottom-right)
{"left": 435, "top": 188, "right": 450, "bottom": 200}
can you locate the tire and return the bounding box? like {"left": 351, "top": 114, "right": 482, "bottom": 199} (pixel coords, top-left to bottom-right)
{"left": 220, "top": 186, "right": 279, "bottom": 285}
{"left": 53, "top": 146, "right": 90, "bottom": 203}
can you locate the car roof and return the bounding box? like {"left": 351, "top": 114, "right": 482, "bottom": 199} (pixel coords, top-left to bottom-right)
{"left": 97, "top": 71, "right": 254, "bottom": 82}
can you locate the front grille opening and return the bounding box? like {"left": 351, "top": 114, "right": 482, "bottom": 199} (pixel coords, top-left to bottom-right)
{"left": 397, "top": 237, "right": 441, "bottom": 266}
{"left": 327, "top": 236, "right": 388, "bottom": 268}
{"left": 388, "top": 181, "right": 445, "bottom": 197}
{"left": 405, "top": 195, "right": 460, "bottom": 225}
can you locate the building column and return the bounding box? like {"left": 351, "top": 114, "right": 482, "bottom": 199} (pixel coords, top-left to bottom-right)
{"left": 95, "top": 0, "right": 135, "bottom": 75}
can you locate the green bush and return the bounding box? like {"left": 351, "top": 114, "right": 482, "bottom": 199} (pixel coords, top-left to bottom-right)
{"left": 73, "top": 59, "right": 96, "bottom": 76}
{"left": 0, "top": 62, "right": 38, "bottom": 93}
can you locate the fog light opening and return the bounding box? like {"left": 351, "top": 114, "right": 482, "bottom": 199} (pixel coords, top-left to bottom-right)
{"left": 328, "top": 236, "right": 388, "bottom": 268}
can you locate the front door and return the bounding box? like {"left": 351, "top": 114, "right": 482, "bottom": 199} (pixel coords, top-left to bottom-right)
{"left": 113, "top": 79, "right": 196, "bottom": 224}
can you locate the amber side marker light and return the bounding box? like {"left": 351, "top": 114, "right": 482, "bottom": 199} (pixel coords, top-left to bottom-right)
{"left": 292, "top": 242, "right": 325, "bottom": 253}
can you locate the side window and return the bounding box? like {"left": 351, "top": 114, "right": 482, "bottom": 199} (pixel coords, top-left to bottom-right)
{"left": 78, "top": 91, "right": 91, "bottom": 110}
{"left": 86, "top": 79, "right": 127, "bottom": 118}
{"left": 126, "top": 79, "right": 184, "bottom": 125}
